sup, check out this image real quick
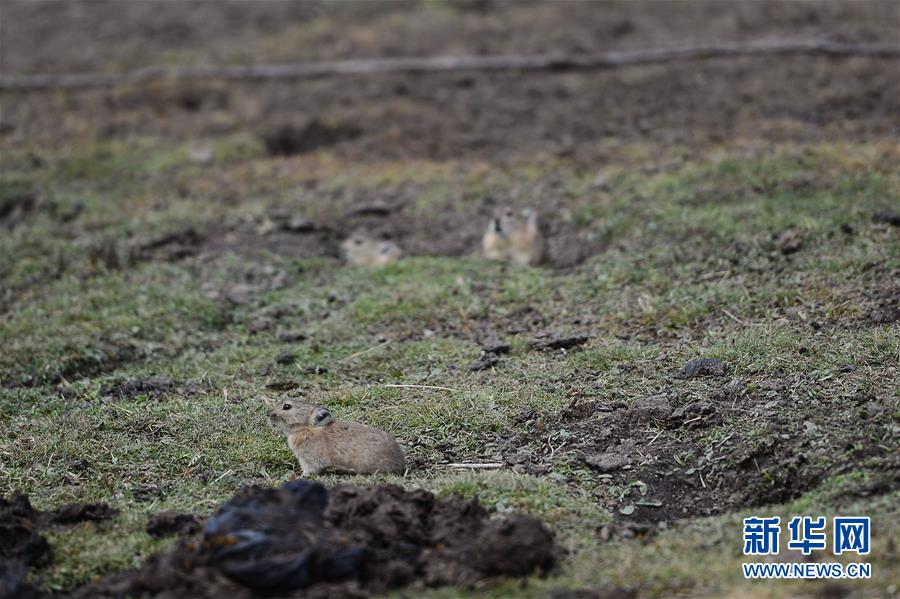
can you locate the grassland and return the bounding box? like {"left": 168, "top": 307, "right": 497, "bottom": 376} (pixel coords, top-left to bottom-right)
{"left": 1, "top": 131, "right": 898, "bottom": 596}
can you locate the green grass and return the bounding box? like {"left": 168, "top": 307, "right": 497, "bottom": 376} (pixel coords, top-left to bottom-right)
{"left": 1, "top": 139, "right": 898, "bottom": 595}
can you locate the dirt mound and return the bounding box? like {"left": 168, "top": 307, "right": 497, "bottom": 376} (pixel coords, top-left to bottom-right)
{"left": 0, "top": 494, "right": 50, "bottom": 568}
{"left": 76, "top": 480, "right": 556, "bottom": 597}
{"left": 502, "top": 372, "right": 900, "bottom": 524}
{"left": 1, "top": 492, "right": 118, "bottom": 598}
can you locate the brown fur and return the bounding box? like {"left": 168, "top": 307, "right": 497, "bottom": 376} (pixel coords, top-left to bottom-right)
{"left": 268, "top": 399, "right": 406, "bottom": 476}
{"left": 481, "top": 206, "right": 544, "bottom": 266}
{"left": 340, "top": 232, "right": 403, "bottom": 266}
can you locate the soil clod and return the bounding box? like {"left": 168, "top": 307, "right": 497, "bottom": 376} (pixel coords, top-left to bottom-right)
{"left": 146, "top": 512, "right": 202, "bottom": 538}
{"left": 585, "top": 452, "right": 633, "bottom": 473}
{"left": 262, "top": 120, "right": 362, "bottom": 157}
{"left": 277, "top": 330, "right": 308, "bottom": 343}
{"left": 775, "top": 228, "right": 804, "bottom": 254}
{"left": 468, "top": 352, "right": 501, "bottom": 371}
{"left": 872, "top": 211, "right": 900, "bottom": 226}
{"left": 275, "top": 351, "right": 296, "bottom": 365}
{"left": 102, "top": 376, "right": 178, "bottom": 399}
{"left": 51, "top": 503, "right": 117, "bottom": 525}
{"left": 527, "top": 333, "right": 590, "bottom": 352}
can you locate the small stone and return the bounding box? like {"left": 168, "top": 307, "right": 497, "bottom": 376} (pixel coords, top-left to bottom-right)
{"left": 585, "top": 451, "right": 632, "bottom": 473}
{"left": 675, "top": 358, "right": 727, "bottom": 379}
{"left": 302, "top": 365, "right": 327, "bottom": 375}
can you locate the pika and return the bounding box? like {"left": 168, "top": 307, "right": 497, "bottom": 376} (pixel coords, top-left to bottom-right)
{"left": 340, "top": 232, "right": 403, "bottom": 266}
{"left": 268, "top": 399, "right": 406, "bottom": 476}
{"left": 481, "top": 206, "right": 545, "bottom": 266}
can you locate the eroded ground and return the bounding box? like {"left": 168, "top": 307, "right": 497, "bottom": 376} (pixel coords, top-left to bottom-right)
{"left": 1, "top": 1, "right": 898, "bottom": 597}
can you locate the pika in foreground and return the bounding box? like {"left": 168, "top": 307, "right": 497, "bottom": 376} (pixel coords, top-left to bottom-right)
{"left": 340, "top": 232, "right": 403, "bottom": 267}
{"left": 482, "top": 206, "right": 545, "bottom": 266}
{"left": 268, "top": 399, "right": 406, "bottom": 476}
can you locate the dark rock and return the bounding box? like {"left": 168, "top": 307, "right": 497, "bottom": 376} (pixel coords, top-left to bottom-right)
{"left": 675, "top": 358, "right": 727, "bottom": 379}
{"left": 146, "top": 512, "right": 202, "bottom": 538}
{"left": 839, "top": 223, "right": 854, "bottom": 235}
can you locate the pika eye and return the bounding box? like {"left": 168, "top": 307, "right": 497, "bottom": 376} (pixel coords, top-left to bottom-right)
{"left": 505, "top": 209, "right": 513, "bottom": 217}
{"left": 282, "top": 403, "right": 292, "bottom": 411}
{"left": 353, "top": 237, "right": 363, "bottom": 245}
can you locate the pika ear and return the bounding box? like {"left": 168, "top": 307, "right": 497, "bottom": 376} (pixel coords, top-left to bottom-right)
{"left": 311, "top": 407, "right": 333, "bottom": 427}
